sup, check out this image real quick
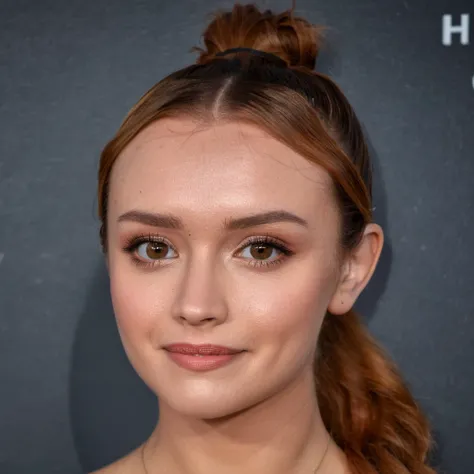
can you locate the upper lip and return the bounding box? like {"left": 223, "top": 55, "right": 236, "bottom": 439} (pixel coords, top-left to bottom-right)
{"left": 164, "top": 343, "right": 243, "bottom": 355}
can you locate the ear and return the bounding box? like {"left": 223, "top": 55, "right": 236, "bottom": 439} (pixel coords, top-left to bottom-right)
{"left": 327, "top": 223, "right": 384, "bottom": 315}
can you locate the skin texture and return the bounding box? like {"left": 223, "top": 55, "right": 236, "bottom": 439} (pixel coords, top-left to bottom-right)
{"left": 96, "top": 118, "right": 384, "bottom": 474}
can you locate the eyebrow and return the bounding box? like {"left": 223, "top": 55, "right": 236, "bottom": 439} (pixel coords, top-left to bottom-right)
{"left": 117, "top": 209, "right": 309, "bottom": 231}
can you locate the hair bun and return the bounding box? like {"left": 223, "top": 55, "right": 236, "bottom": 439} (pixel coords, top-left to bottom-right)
{"left": 192, "top": 3, "right": 324, "bottom": 70}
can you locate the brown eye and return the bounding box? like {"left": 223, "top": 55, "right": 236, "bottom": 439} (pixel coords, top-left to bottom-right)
{"left": 137, "top": 241, "right": 174, "bottom": 260}
{"left": 239, "top": 241, "right": 282, "bottom": 263}
{"left": 249, "top": 243, "right": 274, "bottom": 260}
{"left": 237, "top": 236, "right": 293, "bottom": 269}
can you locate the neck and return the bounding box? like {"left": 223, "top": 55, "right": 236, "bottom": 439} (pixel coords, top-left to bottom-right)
{"left": 143, "top": 368, "right": 344, "bottom": 474}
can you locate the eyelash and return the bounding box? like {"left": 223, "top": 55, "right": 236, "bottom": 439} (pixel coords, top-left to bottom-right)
{"left": 122, "top": 233, "right": 294, "bottom": 270}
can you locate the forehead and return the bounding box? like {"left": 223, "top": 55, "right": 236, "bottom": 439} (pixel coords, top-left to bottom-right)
{"left": 108, "top": 118, "right": 335, "bottom": 224}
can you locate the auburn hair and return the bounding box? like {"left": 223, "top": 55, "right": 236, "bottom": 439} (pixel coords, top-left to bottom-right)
{"left": 97, "top": 3, "right": 437, "bottom": 473}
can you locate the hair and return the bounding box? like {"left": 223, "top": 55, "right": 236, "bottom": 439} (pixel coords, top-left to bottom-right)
{"left": 97, "top": 3, "right": 437, "bottom": 473}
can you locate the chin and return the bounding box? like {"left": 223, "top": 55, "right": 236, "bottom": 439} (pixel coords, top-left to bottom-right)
{"left": 178, "top": 403, "right": 238, "bottom": 420}
{"left": 159, "top": 387, "right": 255, "bottom": 420}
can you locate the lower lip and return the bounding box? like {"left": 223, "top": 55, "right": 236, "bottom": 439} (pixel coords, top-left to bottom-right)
{"left": 165, "top": 350, "right": 243, "bottom": 371}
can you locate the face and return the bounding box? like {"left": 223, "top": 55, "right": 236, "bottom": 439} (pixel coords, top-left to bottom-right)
{"left": 106, "top": 118, "right": 344, "bottom": 419}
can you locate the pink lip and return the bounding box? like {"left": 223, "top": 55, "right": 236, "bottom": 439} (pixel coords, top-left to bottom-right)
{"left": 163, "top": 344, "right": 245, "bottom": 372}
{"left": 164, "top": 343, "right": 243, "bottom": 355}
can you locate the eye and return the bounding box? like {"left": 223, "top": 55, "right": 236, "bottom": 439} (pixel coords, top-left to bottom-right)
{"left": 122, "top": 234, "right": 294, "bottom": 269}
{"left": 237, "top": 236, "right": 294, "bottom": 268}
{"left": 122, "top": 234, "right": 177, "bottom": 267}
{"left": 136, "top": 240, "right": 176, "bottom": 261}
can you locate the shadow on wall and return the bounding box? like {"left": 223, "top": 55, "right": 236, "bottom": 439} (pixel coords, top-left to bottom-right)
{"left": 357, "top": 135, "right": 444, "bottom": 472}
{"left": 69, "top": 260, "right": 158, "bottom": 472}
{"left": 354, "top": 132, "right": 391, "bottom": 324}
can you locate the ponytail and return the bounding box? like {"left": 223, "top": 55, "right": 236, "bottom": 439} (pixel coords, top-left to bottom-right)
{"left": 315, "top": 309, "right": 437, "bottom": 474}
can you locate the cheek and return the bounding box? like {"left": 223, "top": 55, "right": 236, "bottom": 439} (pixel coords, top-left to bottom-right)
{"left": 108, "top": 262, "right": 169, "bottom": 346}
{"left": 241, "top": 262, "right": 335, "bottom": 352}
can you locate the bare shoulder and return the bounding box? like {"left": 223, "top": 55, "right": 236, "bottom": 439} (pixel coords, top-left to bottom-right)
{"left": 87, "top": 446, "right": 142, "bottom": 474}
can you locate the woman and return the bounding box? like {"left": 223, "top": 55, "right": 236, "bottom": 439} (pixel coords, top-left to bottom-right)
{"left": 91, "top": 3, "right": 437, "bottom": 474}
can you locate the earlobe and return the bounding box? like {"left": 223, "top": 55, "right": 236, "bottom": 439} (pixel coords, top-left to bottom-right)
{"left": 327, "top": 259, "right": 357, "bottom": 315}
{"left": 327, "top": 223, "right": 384, "bottom": 315}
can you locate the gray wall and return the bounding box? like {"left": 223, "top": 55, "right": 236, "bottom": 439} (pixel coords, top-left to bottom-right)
{"left": 1, "top": 0, "right": 473, "bottom": 473}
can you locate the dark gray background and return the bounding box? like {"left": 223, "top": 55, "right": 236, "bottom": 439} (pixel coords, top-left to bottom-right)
{"left": 0, "top": 1, "right": 473, "bottom": 473}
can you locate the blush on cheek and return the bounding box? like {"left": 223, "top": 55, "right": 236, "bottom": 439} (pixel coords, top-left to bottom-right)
{"left": 272, "top": 274, "right": 332, "bottom": 349}
{"left": 108, "top": 262, "right": 174, "bottom": 352}
{"left": 109, "top": 267, "right": 153, "bottom": 337}
{"left": 243, "top": 272, "right": 328, "bottom": 347}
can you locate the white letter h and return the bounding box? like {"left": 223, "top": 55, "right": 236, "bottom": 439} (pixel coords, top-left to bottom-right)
{"left": 442, "top": 14, "right": 470, "bottom": 45}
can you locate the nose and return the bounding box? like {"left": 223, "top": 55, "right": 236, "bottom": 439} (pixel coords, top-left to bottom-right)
{"left": 171, "top": 255, "right": 229, "bottom": 327}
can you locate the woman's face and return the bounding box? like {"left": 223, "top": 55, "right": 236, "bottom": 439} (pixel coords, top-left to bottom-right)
{"left": 106, "top": 118, "right": 344, "bottom": 419}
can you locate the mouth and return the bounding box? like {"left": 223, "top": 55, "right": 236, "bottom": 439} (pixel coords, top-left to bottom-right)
{"left": 163, "top": 343, "right": 244, "bottom": 356}
{"left": 163, "top": 343, "right": 245, "bottom": 371}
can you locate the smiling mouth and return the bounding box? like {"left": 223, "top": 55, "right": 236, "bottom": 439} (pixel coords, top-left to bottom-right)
{"left": 164, "top": 343, "right": 243, "bottom": 355}
{"left": 165, "top": 350, "right": 244, "bottom": 371}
